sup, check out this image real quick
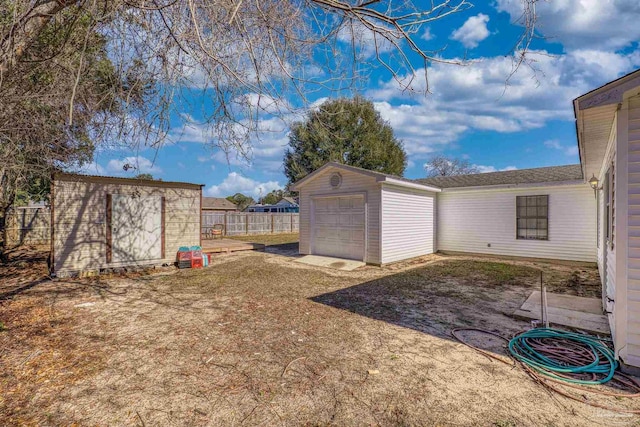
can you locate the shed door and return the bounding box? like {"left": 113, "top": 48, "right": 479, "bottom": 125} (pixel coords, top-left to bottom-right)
{"left": 112, "top": 195, "right": 162, "bottom": 262}
{"left": 312, "top": 195, "right": 365, "bottom": 261}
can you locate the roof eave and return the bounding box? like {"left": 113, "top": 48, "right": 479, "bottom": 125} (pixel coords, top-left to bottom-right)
{"left": 440, "top": 179, "right": 587, "bottom": 192}
{"left": 573, "top": 99, "right": 587, "bottom": 180}
{"left": 381, "top": 177, "right": 441, "bottom": 192}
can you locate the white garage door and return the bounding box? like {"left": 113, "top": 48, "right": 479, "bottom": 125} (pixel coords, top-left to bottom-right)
{"left": 112, "top": 195, "right": 162, "bottom": 262}
{"left": 312, "top": 195, "right": 365, "bottom": 261}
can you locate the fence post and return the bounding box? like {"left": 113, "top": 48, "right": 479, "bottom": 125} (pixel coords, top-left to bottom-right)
{"left": 245, "top": 213, "right": 249, "bottom": 235}
{"left": 224, "top": 213, "right": 227, "bottom": 236}
{"left": 271, "top": 214, "right": 274, "bottom": 234}
{"left": 290, "top": 213, "right": 293, "bottom": 232}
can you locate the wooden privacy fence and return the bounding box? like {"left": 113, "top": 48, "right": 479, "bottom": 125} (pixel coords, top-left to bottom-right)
{"left": 4, "top": 206, "right": 51, "bottom": 247}
{"left": 202, "top": 212, "right": 299, "bottom": 236}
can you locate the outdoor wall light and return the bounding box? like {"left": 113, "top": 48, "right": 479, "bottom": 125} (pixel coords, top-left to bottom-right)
{"left": 588, "top": 174, "right": 599, "bottom": 190}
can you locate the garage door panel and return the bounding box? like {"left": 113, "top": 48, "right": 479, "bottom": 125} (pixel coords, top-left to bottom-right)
{"left": 312, "top": 195, "right": 365, "bottom": 261}
{"left": 352, "top": 230, "right": 365, "bottom": 242}
{"left": 339, "top": 213, "right": 352, "bottom": 226}
{"left": 339, "top": 198, "right": 352, "bottom": 209}
{"left": 352, "top": 214, "right": 365, "bottom": 226}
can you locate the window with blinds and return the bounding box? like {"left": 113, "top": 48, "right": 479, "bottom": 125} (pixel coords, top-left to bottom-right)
{"left": 516, "top": 195, "right": 549, "bottom": 240}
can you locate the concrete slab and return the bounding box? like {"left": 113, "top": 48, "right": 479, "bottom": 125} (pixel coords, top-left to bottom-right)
{"left": 294, "top": 255, "right": 365, "bottom": 271}
{"left": 514, "top": 291, "right": 610, "bottom": 335}
{"left": 522, "top": 291, "right": 603, "bottom": 314}
{"left": 202, "top": 239, "right": 265, "bottom": 254}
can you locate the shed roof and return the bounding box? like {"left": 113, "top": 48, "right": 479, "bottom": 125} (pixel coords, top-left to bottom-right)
{"left": 54, "top": 172, "right": 203, "bottom": 189}
{"left": 202, "top": 197, "right": 237, "bottom": 210}
{"left": 414, "top": 165, "right": 583, "bottom": 189}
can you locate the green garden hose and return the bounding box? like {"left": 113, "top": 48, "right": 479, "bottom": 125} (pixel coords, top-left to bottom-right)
{"left": 508, "top": 328, "right": 617, "bottom": 385}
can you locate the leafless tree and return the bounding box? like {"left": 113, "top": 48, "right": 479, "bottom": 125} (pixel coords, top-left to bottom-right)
{"left": 0, "top": 1, "right": 538, "bottom": 235}
{"left": 424, "top": 155, "right": 479, "bottom": 177}
{"left": 0, "top": 1, "right": 538, "bottom": 149}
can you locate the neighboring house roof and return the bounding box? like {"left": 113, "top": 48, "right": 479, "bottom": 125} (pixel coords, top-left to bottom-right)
{"left": 415, "top": 165, "right": 584, "bottom": 189}
{"left": 276, "top": 196, "right": 298, "bottom": 206}
{"left": 290, "top": 162, "right": 441, "bottom": 192}
{"left": 202, "top": 197, "right": 237, "bottom": 210}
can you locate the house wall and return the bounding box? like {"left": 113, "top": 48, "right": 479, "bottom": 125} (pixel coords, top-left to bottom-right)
{"left": 624, "top": 95, "right": 640, "bottom": 367}
{"left": 436, "top": 184, "right": 597, "bottom": 262}
{"left": 298, "top": 168, "right": 381, "bottom": 264}
{"left": 594, "top": 111, "right": 618, "bottom": 340}
{"left": 380, "top": 184, "right": 436, "bottom": 264}
{"left": 52, "top": 175, "right": 201, "bottom": 276}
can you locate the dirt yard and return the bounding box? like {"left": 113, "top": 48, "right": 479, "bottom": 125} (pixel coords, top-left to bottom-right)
{"left": 1, "top": 247, "right": 637, "bottom": 426}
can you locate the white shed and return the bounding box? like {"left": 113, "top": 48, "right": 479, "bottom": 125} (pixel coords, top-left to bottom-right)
{"left": 291, "top": 162, "right": 440, "bottom": 265}
{"left": 51, "top": 173, "right": 203, "bottom": 277}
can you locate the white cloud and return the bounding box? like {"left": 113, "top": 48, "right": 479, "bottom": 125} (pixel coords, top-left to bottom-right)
{"left": 74, "top": 161, "right": 105, "bottom": 175}
{"left": 544, "top": 139, "right": 579, "bottom": 156}
{"left": 239, "top": 93, "right": 292, "bottom": 115}
{"left": 421, "top": 28, "right": 435, "bottom": 41}
{"left": 474, "top": 165, "right": 518, "bottom": 173}
{"left": 451, "top": 14, "right": 490, "bottom": 48}
{"left": 169, "top": 115, "right": 290, "bottom": 169}
{"left": 106, "top": 156, "right": 163, "bottom": 175}
{"left": 80, "top": 162, "right": 105, "bottom": 175}
{"left": 543, "top": 139, "right": 562, "bottom": 150}
{"left": 205, "top": 172, "right": 281, "bottom": 198}
{"left": 337, "top": 21, "right": 397, "bottom": 58}
{"left": 496, "top": 0, "right": 640, "bottom": 50}
{"left": 170, "top": 38, "right": 637, "bottom": 176}
{"left": 367, "top": 49, "right": 640, "bottom": 157}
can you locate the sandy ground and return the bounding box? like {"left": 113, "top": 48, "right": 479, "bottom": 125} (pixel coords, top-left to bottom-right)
{"left": 1, "top": 246, "right": 638, "bottom": 426}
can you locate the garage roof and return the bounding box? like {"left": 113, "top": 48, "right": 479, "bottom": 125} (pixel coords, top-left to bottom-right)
{"left": 415, "top": 164, "right": 583, "bottom": 189}
{"left": 291, "top": 162, "right": 441, "bottom": 192}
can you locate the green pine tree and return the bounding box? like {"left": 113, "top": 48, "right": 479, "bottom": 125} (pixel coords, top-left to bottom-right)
{"left": 284, "top": 97, "right": 407, "bottom": 185}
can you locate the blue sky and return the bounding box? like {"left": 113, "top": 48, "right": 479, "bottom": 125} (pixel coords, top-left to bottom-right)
{"left": 81, "top": 1, "right": 640, "bottom": 199}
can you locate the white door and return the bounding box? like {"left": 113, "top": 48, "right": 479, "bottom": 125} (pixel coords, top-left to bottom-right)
{"left": 112, "top": 195, "right": 162, "bottom": 262}
{"left": 312, "top": 195, "right": 365, "bottom": 261}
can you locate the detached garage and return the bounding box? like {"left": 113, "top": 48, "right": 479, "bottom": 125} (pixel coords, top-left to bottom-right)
{"left": 51, "top": 173, "right": 203, "bottom": 277}
{"left": 291, "top": 162, "right": 440, "bottom": 265}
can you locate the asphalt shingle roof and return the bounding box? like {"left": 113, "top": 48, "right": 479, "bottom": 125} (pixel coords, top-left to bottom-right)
{"left": 202, "top": 197, "right": 237, "bottom": 210}
{"left": 414, "top": 164, "right": 583, "bottom": 189}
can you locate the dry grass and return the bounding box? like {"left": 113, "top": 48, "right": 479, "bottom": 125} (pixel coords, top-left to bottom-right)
{"left": 228, "top": 233, "right": 299, "bottom": 246}
{"left": 1, "top": 248, "right": 636, "bottom": 426}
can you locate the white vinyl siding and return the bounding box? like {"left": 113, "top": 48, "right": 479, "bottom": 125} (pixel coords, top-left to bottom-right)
{"left": 298, "top": 168, "right": 381, "bottom": 264}
{"left": 625, "top": 95, "right": 640, "bottom": 367}
{"left": 594, "top": 110, "right": 618, "bottom": 341}
{"left": 380, "top": 184, "right": 436, "bottom": 264}
{"left": 437, "top": 184, "right": 596, "bottom": 262}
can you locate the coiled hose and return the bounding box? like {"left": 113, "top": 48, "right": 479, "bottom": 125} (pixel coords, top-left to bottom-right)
{"left": 452, "top": 327, "right": 640, "bottom": 413}
{"left": 508, "top": 328, "right": 617, "bottom": 385}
